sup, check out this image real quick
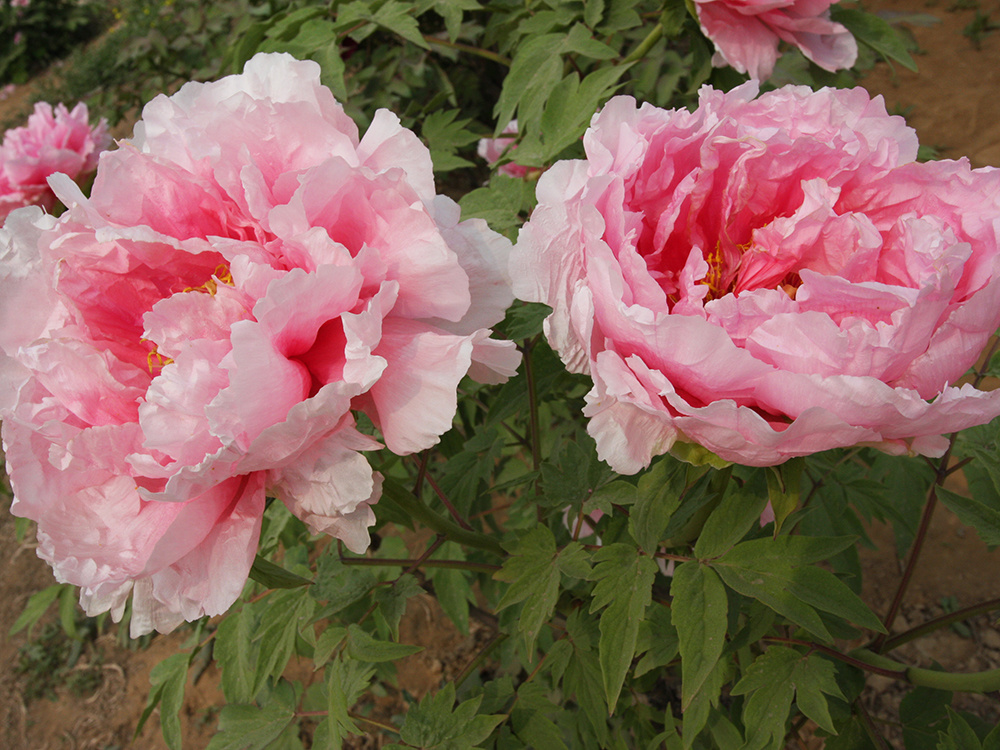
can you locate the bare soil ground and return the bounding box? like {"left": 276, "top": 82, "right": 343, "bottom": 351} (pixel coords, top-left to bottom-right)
{"left": 2, "top": 2, "right": 1000, "bottom": 747}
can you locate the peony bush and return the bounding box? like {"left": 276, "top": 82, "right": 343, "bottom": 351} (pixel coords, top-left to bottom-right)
{"left": 3, "top": 3, "right": 1000, "bottom": 749}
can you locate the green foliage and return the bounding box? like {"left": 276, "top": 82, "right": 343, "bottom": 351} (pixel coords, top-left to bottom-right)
{"left": 9, "top": 1, "right": 1000, "bottom": 748}
{"left": 0, "top": 0, "right": 108, "bottom": 86}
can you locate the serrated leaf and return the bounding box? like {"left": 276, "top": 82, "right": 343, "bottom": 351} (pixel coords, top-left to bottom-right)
{"left": 459, "top": 175, "right": 533, "bottom": 236}
{"left": 938, "top": 708, "right": 983, "bottom": 750}
{"left": 588, "top": 543, "right": 657, "bottom": 709}
{"left": 214, "top": 607, "right": 256, "bottom": 703}
{"left": 324, "top": 657, "right": 375, "bottom": 746}
{"left": 249, "top": 554, "right": 313, "bottom": 589}
{"left": 138, "top": 653, "right": 190, "bottom": 750}
{"left": 207, "top": 703, "right": 296, "bottom": 750}
{"left": 937, "top": 486, "right": 1000, "bottom": 547}
{"left": 634, "top": 603, "right": 679, "bottom": 678}
{"left": 372, "top": 574, "right": 423, "bottom": 640}
{"left": 681, "top": 657, "right": 729, "bottom": 749}
{"left": 563, "top": 641, "right": 610, "bottom": 745}
{"left": 831, "top": 6, "right": 918, "bottom": 72}
{"left": 629, "top": 458, "right": 685, "bottom": 552}
{"left": 347, "top": 623, "right": 423, "bottom": 662}
{"left": 252, "top": 589, "right": 316, "bottom": 697}
{"left": 399, "top": 682, "right": 504, "bottom": 749}
{"left": 313, "top": 625, "right": 347, "bottom": 670}
{"left": 670, "top": 562, "right": 727, "bottom": 711}
{"left": 500, "top": 301, "right": 553, "bottom": 341}
{"left": 693, "top": 474, "right": 769, "bottom": 558}
{"left": 495, "top": 525, "right": 587, "bottom": 654}
{"left": 431, "top": 0, "right": 480, "bottom": 41}
{"left": 311, "top": 550, "right": 377, "bottom": 612}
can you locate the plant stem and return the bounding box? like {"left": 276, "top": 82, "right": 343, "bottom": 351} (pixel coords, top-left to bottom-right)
{"left": 883, "top": 597, "right": 1000, "bottom": 652}
{"left": 381, "top": 479, "right": 505, "bottom": 557}
{"left": 850, "top": 648, "right": 1000, "bottom": 693}
{"left": 423, "top": 35, "right": 512, "bottom": 66}
{"left": 763, "top": 637, "right": 905, "bottom": 680}
{"left": 423, "top": 469, "right": 473, "bottom": 530}
{"left": 873, "top": 431, "right": 960, "bottom": 652}
{"left": 621, "top": 22, "right": 663, "bottom": 64}
{"left": 455, "top": 632, "right": 509, "bottom": 688}
{"left": 855, "top": 699, "right": 892, "bottom": 750}
{"left": 340, "top": 556, "right": 501, "bottom": 574}
{"left": 522, "top": 339, "right": 542, "bottom": 477}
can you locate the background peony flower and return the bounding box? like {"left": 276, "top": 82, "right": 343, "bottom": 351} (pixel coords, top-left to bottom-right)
{"left": 693, "top": 0, "right": 857, "bottom": 81}
{"left": 511, "top": 84, "right": 1000, "bottom": 471}
{"left": 0, "top": 52, "right": 519, "bottom": 635}
{"left": 0, "top": 101, "right": 109, "bottom": 218}
{"left": 477, "top": 120, "right": 530, "bottom": 178}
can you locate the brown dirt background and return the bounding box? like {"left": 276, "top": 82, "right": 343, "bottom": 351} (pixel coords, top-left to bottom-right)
{"left": 3, "top": 1, "right": 1000, "bottom": 747}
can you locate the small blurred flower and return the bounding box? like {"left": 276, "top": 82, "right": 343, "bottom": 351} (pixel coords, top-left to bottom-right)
{"left": 478, "top": 120, "right": 531, "bottom": 178}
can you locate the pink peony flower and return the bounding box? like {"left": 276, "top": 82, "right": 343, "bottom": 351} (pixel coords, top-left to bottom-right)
{"left": 0, "top": 52, "right": 519, "bottom": 635}
{"left": 511, "top": 84, "right": 1000, "bottom": 470}
{"left": 477, "top": 120, "right": 530, "bottom": 178}
{"left": 693, "top": 0, "right": 857, "bottom": 81}
{"left": 0, "top": 101, "right": 109, "bottom": 219}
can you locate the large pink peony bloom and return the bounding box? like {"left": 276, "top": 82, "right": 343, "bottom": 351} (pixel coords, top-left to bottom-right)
{"left": 511, "top": 84, "right": 1000, "bottom": 471}
{"left": 693, "top": 0, "right": 857, "bottom": 81}
{"left": 0, "top": 101, "right": 109, "bottom": 219}
{"left": 0, "top": 53, "right": 518, "bottom": 635}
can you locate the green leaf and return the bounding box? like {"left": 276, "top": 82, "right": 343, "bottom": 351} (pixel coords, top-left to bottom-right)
{"left": 57, "top": 584, "right": 79, "bottom": 639}
{"left": 431, "top": 0, "right": 480, "bottom": 41}
{"left": 670, "top": 562, "right": 727, "bottom": 711}
{"left": 214, "top": 607, "right": 256, "bottom": 703}
{"left": 459, "top": 175, "right": 534, "bottom": 236}
{"left": 588, "top": 543, "right": 657, "bottom": 710}
{"left": 937, "top": 487, "right": 1000, "bottom": 547}
{"left": 372, "top": 574, "right": 423, "bottom": 640}
{"left": 9, "top": 584, "right": 64, "bottom": 637}
{"left": 252, "top": 589, "right": 316, "bottom": 697}
{"left": 422, "top": 109, "right": 479, "bottom": 172}
{"left": 398, "top": 682, "right": 505, "bottom": 749}
{"left": 693, "top": 474, "right": 768, "bottom": 558}
{"left": 629, "top": 458, "right": 686, "bottom": 552}
{"left": 901, "top": 684, "right": 952, "bottom": 750}
{"left": 311, "top": 550, "right": 377, "bottom": 613}
{"left": 323, "top": 657, "right": 375, "bottom": 746}
{"left": 337, "top": 0, "right": 431, "bottom": 49}
{"left": 208, "top": 703, "right": 296, "bottom": 750}
{"left": 712, "top": 536, "right": 885, "bottom": 641}
{"left": 563, "top": 619, "right": 610, "bottom": 744}
{"left": 495, "top": 526, "right": 589, "bottom": 654}
{"left": 313, "top": 625, "right": 347, "bottom": 670}
{"left": 634, "top": 603, "right": 679, "bottom": 678}
{"left": 427, "top": 543, "right": 476, "bottom": 634}
{"left": 249, "top": 554, "right": 312, "bottom": 589}
{"left": 831, "top": 6, "right": 918, "bottom": 72}
{"left": 938, "top": 708, "right": 983, "bottom": 750}
{"left": 500, "top": 302, "right": 553, "bottom": 341}
{"left": 347, "top": 624, "right": 423, "bottom": 662}
{"left": 766, "top": 457, "right": 804, "bottom": 535}
{"left": 137, "top": 653, "right": 190, "bottom": 750}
